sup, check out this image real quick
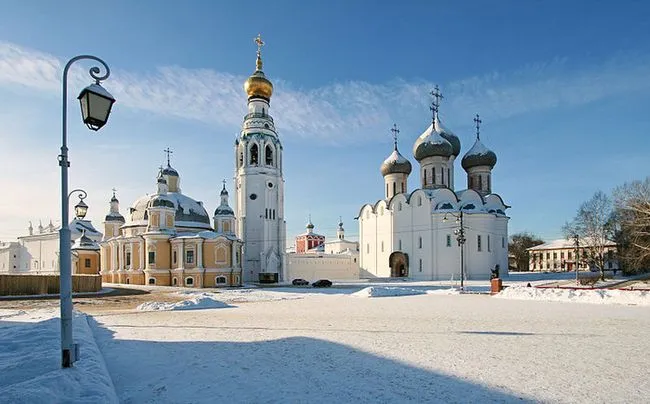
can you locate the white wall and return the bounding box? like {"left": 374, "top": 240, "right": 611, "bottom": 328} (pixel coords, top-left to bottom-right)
{"left": 286, "top": 253, "right": 359, "bottom": 281}
{"left": 0, "top": 242, "right": 21, "bottom": 273}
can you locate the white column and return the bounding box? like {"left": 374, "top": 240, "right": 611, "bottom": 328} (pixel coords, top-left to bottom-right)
{"left": 196, "top": 240, "right": 203, "bottom": 269}
{"left": 139, "top": 238, "right": 145, "bottom": 270}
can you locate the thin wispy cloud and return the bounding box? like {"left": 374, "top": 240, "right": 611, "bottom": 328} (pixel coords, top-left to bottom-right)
{"left": 1, "top": 41, "right": 650, "bottom": 144}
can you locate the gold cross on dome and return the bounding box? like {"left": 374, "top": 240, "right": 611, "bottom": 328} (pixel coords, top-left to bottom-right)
{"left": 254, "top": 34, "right": 265, "bottom": 54}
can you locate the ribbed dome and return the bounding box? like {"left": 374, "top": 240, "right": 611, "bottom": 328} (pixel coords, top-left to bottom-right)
{"left": 214, "top": 205, "right": 234, "bottom": 216}
{"left": 380, "top": 148, "right": 412, "bottom": 176}
{"left": 105, "top": 212, "right": 125, "bottom": 222}
{"left": 461, "top": 138, "right": 497, "bottom": 170}
{"left": 129, "top": 193, "right": 212, "bottom": 229}
{"left": 413, "top": 123, "right": 453, "bottom": 161}
{"left": 149, "top": 195, "right": 175, "bottom": 209}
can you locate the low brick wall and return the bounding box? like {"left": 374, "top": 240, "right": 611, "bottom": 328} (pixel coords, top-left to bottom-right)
{"left": 0, "top": 274, "right": 102, "bottom": 296}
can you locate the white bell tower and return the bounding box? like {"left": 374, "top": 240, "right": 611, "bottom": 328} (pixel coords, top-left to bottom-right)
{"left": 235, "top": 34, "right": 286, "bottom": 283}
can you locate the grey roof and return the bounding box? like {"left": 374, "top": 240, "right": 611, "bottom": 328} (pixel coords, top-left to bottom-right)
{"left": 214, "top": 205, "right": 234, "bottom": 216}
{"left": 150, "top": 195, "right": 176, "bottom": 209}
{"left": 461, "top": 138, "right": 497, "bottom": 170}
{"left": 129, "top": 192, "right": 212, "bottom": 229}
{"left": 162, "top": 164, "right": 179, "bottom": 176}
{"left": 105, "top": 212, "right": 125, "bottom": 222}
{"left": 380, "top": 148, "right": 412, "bottom": 176}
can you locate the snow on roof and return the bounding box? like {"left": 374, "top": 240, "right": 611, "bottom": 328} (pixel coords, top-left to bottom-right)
{"left": 527, "top": 238, "right": 617, "bottom": 251}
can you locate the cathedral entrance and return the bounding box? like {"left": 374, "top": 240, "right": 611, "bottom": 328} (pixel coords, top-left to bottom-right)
{"left": 389, "top": 252, "right": 409, "bottom": 277}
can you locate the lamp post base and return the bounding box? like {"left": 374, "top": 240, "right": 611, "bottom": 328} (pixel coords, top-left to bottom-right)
{"left": 61, "top": 344, "right": 79, "bottom": 368}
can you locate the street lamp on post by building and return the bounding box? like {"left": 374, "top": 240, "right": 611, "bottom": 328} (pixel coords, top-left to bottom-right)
{"left": 59, "top": 55, "right": 115, "bottom": 368}
{"left": 443, "top": 211, "right": 466, "bottom": 291}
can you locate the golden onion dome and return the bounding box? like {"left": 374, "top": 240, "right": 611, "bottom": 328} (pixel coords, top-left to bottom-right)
{"left": 244, "top": 36, "right": 273, "bottom": 100}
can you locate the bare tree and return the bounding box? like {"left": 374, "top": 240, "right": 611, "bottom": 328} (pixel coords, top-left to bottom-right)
{"left": 614, "top": 177, "right": 650, "bottom": 272}
{"left": 563, "top": 191, "right": 614, "bottom": 281}
{"left": 509, "top": 232, "right": 544, "bottom": 271}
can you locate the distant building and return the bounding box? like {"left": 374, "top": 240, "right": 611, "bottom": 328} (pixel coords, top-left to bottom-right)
{"left": 0, "top": 218, "right": 102, "bottom": 275}
{"left": 286, "top": 219, "right": 359, "bottom": 281}
{"left": 295, "top": 218, "right": 325, "bottom": 254}
{"left": 527, "top": 239, "right": 619, "bottom": 272}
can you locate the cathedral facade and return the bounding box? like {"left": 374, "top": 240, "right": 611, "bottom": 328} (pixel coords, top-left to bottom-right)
{"left": 359, "top": 89, "right": 510, "bottom": 281}
{"left": 234, "top": 35, "right": 286, "bottom": 283}
{"left": 99, "top": 166, "right": 243, "bottom": 288}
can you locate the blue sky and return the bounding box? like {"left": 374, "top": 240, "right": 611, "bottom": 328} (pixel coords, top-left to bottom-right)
{"left": 0, "top": 0, "right": 649, "bottom": 243}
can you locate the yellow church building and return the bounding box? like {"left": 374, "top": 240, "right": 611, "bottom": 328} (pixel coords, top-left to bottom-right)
{"left": 100, "top": 161, "right": 243, "bottom": 288}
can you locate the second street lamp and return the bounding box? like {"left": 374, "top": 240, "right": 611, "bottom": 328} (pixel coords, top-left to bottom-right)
{"left": 443, "top": 211, "right": 466, "bottom": 291}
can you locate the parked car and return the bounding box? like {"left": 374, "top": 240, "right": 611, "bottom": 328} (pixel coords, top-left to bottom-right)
{"left": 311, "top": 279, "right": 332, "bottom": 288}
{"left": 292, "top": 278, "right": 309, "bottom": 286}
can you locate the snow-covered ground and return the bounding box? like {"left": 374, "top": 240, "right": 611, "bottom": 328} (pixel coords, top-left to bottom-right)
{"left": 89, "top": 288, "right": 649, "bottom": 403}
{"left": 2, "top": 277, "right": 650, "bottom": 403}
{"left": 0, "top": 309, "right": 117, "bottom": 403}
{"left": 497, "top": 286, "right": 650, "bottom": 306}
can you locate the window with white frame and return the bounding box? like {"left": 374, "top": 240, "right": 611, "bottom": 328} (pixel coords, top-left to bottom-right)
{"left": 186, "top": 250, "right": 194, "bottom": 264}
{"left": 185, "top": 277, "right": 194, "bottom": 286}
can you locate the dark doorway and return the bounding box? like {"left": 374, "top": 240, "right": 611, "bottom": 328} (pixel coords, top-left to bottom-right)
{"left": 389, "top": 252, "right": 409, "bottom": 277}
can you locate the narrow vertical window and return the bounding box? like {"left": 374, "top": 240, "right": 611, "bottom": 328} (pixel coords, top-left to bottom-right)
{"left": 433, "top": 167, "right": 436, "bottom": 184}
{"left": 367, "top": 244, "right": 369, "bottom": 253}
{"left": 423, "top": 169, "right": 427, "bottom": 185}
{"left": 488, "top": 235, "right": 491, "bottom": 252}
{"left": 381, "top": 241, "right": 384, "bottom": 252}
{"left": 392, "top": 182, "right": 396, "bottom": 196}
{"left": 502, "top": 237, "right": 505, "bottom": 248}
{"left": 419, "top": 259, "right": 422, "bottom": 272}
{"left": 401, "top": 182, "right": 405, "bottom": 193}
{"left": 419, "top": 236, "right": 422, "bottom": 249}
{"left": 446, "top": 235, "right": 451, "bottom": 247}
{"left": 477, "top": 235, "right": 482, "bottom": 252}
{"left": 398, "top": 240, "right": 402, "bottom": 250}
{"left": 447, "top": 169, "right": 450, "bottom": 186}
{"left": 250, "top": 144, "right": 258, "bottom": 165}
{"left": 265, "top": 145, "right": 274, "bottom": 166}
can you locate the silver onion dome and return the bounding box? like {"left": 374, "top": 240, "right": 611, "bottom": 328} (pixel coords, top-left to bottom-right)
{"left": 413, "top": 123, "right": 453, "bottom": 161}
{"left": 461, "top": 138, "right": 497, "bottom": 170}
{"left": 380, "top": 148, "right": 412, "bottom": 176}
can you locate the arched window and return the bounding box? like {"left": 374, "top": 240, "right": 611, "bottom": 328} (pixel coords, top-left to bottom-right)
{"left": 172, "top": 278, "right": 178, "bottom": 286}
{"left": 238, "top": 151, "right": 243, "bottom": 168}
{"left": 216, "top": 276, "right": 227, "bottom": 284}
{"left": 392, "top": 182, "right": 396, "bottom": 196}
{"left": 250, "top": 144, "right": 258, "bottom": 165}
{"left": 265, "top": 145, "right": 274, "bottom": 166}
{"left": 148, "top": 278, "right": 156, "bottom": 285}
{"left": 423, "top": 169, "right": 427, "bottom": 185}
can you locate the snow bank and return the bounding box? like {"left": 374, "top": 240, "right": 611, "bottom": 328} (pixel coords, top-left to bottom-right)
{"left": 137, "top": 290, "right": 304, "bottom": 311}
{"left": 496, "top": 286, "right": 650, "bottom": 306}
{"left": 0, "top": 309, "right": 118, "bottom": 403}
{"left": 352, "top": 286, "right": 460, "bottom": 298}
{"left": 136, "top": 293, "right": 230, "bottom": 311}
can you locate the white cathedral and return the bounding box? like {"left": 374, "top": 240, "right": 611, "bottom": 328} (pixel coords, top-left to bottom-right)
{"left": 359, "top": 88, "right": 510, "bottom": 281}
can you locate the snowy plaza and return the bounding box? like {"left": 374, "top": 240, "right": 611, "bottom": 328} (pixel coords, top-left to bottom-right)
{"left": 1, "top": 275, "right": 649, "bottom": 403}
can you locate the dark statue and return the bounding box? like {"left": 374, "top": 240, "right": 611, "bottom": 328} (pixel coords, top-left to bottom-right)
{"left": 490, "top": 264, "right": 500, "bottom": 280}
